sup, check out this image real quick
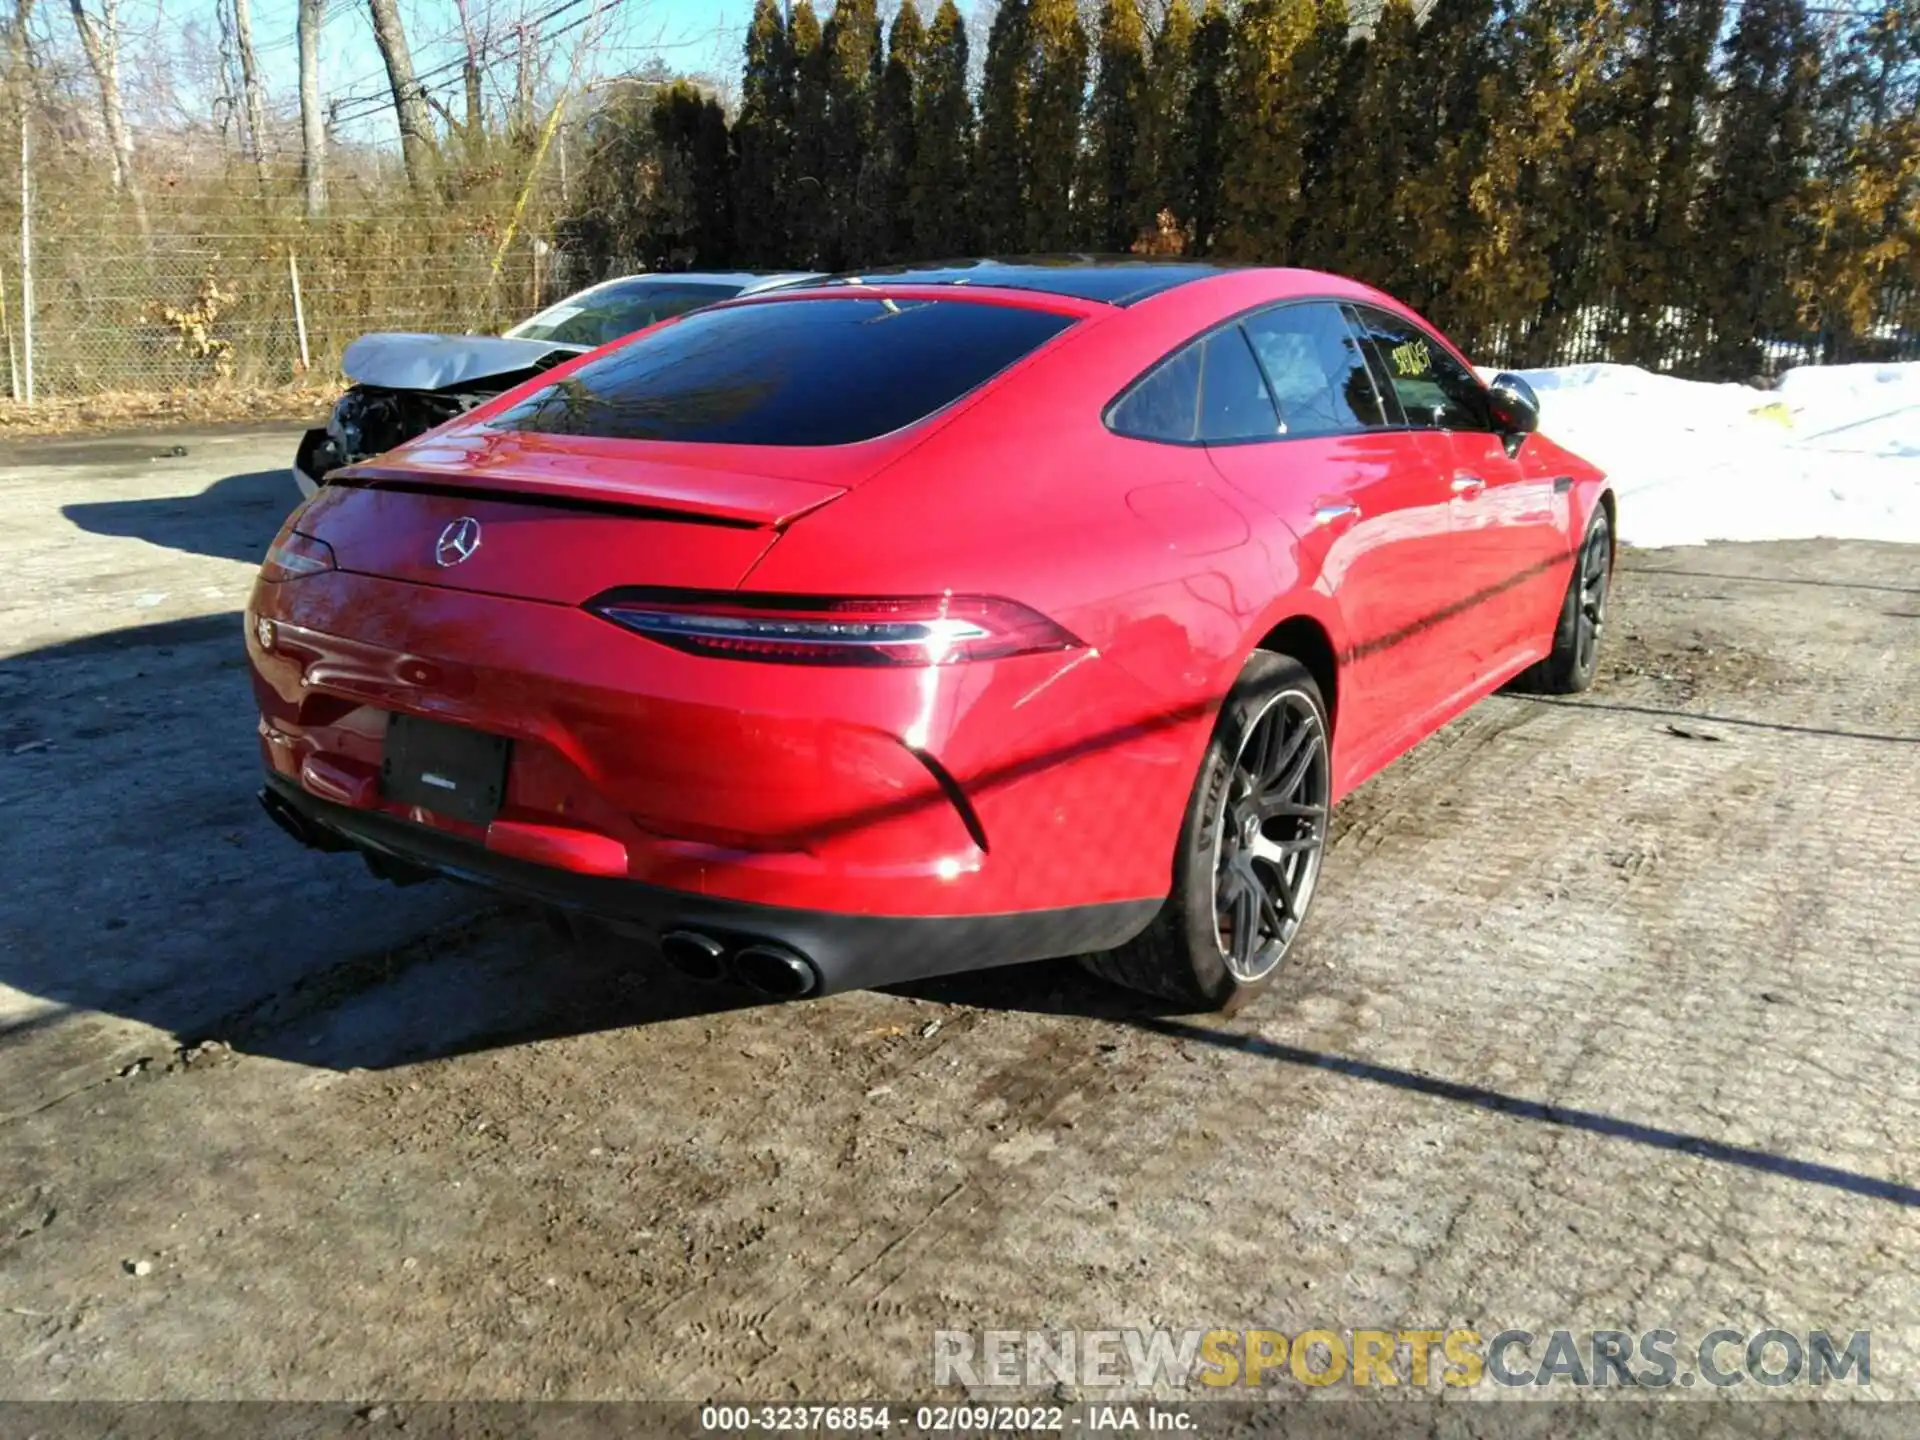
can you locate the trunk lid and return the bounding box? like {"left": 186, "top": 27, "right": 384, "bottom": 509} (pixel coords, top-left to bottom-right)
{"left": 297, "top": 432, "right": 853, "bottom": 604}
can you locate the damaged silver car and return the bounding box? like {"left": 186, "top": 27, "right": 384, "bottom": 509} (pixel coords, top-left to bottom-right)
{"left": 292, "top": 270, "right": 819, "bottom": 497}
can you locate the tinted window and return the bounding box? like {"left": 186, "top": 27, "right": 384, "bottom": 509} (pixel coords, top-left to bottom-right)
{"left": 493, "top": 298, "right": 1076, "bottom": 446}
{"left": 1347, "top": 305, "right": 1492, "bottom": 431}
{"left": 1197, "top": 327, "right": 1281, "bottom": 442}
{"left": 1241, "top": 303, "right": 1390, "bottom": 436}
{"left": 1109, "top": 327, "right": 1279, "bottom": 443}
{"left": 506, "top": 282, "right": 745, "bottom": 347}
{"left": 1110, "top": 343, "right": 1202, "bottom": 441}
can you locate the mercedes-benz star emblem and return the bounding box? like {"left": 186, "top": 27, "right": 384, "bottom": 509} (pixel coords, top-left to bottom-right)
{"left": 435, "top": 516, "right": 482, "bottom": 568}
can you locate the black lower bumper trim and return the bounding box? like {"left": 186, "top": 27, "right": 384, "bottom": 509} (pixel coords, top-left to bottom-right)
{"left": 262, "top": 774, "right": 1161, "bottom": 994}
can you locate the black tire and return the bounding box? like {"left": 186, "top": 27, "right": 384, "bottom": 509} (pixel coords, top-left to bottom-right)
{"left": 1507, "top": 504, "right": 1613, "bottom": 696}
{"left": 1081, "top": 652, "right": 1332, "bottom": 1012}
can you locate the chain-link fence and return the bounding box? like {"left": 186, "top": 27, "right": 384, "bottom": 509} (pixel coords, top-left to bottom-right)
{"left": 1, "top": 222, "right": 1914, "bottom": 401}
{"left": 0, "top": 218, "right": 592, "bottom": 400}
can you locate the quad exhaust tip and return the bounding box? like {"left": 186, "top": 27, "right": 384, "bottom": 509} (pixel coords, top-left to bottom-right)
{"left": 732, "top": 943, "right": 820, "bottom": 999}
{"left": 658, "top": 929, "right": 728, "bottom": 983}
{"left": 658, "top": 930, "right": 820, "bottom": 999}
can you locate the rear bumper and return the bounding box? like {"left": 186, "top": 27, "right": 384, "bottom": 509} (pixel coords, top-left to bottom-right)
{"left": 248, "top": 568, "right": 1199, "bottom": 918}
{"left": 262, "top": 771, "right": 1158, "bottom": 993}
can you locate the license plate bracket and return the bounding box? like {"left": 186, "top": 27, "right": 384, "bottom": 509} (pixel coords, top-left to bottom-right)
{"left": 380, "top": 714, "right": 512, "bottom": 826}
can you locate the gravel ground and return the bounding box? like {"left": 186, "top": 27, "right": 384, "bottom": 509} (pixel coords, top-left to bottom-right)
{"left": 0, "top": 429, "right": 1916, "bottom": 1421}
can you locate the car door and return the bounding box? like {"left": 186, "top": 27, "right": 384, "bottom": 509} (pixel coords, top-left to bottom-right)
{"left": 1201, "top": 301, "right": 1459, "bottom": 785}
{"left": 1345, "top": 304, "right": 1564, "bottom": 682}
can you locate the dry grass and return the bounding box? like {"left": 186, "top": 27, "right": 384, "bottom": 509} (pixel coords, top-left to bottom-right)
{"left": 0, "top": 384, "right": 335, "bottom": 437}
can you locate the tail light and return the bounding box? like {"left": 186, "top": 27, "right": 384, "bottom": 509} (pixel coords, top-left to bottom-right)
{"left": 260, "top": 529, "right": 337, "bottom": 582}
{"left": 587, "top": 590, "right": 1082, "bottom": 666}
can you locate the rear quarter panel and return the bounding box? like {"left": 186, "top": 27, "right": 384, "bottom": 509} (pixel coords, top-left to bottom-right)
{"left": 743, "top": 285, "right": 1348, "bottom": 900}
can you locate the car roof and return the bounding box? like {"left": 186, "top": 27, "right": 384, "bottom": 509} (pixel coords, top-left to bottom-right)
{"left": 799, "top": 257, "right": 1243, "bottom": 306}
{"left": 560, "top": 270, "right": 822, "bottom": 301}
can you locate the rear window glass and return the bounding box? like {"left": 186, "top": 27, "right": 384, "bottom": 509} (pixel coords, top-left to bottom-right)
{"left": 492, "top": 297, "right": 1076, "bottom": 446}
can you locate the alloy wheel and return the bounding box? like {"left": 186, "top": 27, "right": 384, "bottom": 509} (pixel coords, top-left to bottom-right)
{"left": 1575, "top": 522, "right": 1611, "bottom": 674}
{"left": 1210, "top": 690, "right": 1331, "bottom": 983}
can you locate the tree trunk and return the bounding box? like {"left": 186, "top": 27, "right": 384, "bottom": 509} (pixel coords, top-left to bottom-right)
{"left": 67, "top": 0, "right": 148, "bottom": 234}
{"left": 452, "top": 0, "right": 484, "bottom": 157}
{"left": 513, "top": 22, "right": 537, "bottom": 145}
{"left": 232, "top": 0, "right": 268, "bottom": 187}
{"left": 366, "top": 0, "right": 435, "bottom": 188}
{"left": 298, "top": 0, "right": 326, "bottom": 215}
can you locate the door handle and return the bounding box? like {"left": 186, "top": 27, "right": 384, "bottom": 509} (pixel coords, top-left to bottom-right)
{"left": 1451, "top": 474, "right": 1486, "bottom": 498}
{"left": 1313, "top": 501, "right": 1361, "bottom": 526}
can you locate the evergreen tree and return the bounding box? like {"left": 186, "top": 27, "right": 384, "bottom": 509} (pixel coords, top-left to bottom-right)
{"left": 1431, "top": 0, "right": 1615, "bottom": 362}
{"left": 1801, "top": 0, "right": 1920, "bottom": 360}
{"left": 1600, "top": 0, "right": 1724, "bottom": 366}
{"left": 1026, "top": 0, "right": 1090, "bottom": 250}
{"left": 1216, "top": 0, "right": 1319, "bottom": 261}
{"left": 1328, "top": 0, "right": 1420, "bottom": 288}
{"left": 652, "top": 83, "right": 736, "bottom": 267}
{"left": 822, "top": 0, "right": 884, "bottom": 266}
{"left": 1083, "top": 0, "right": 1149, "bottom": 250}
{"left": 1700, "top": 0, "right": 1822, "bottom": 376}
{"left": 1137, "top": 0, "right": 1194, "bottom": 245}
{"left": 975, "top": 0, "right": 1033, "bottom": 251}
{"left": 733, "top": 0, "right": 794, "bottom": 267}
{"left": 874, "top": 1, "right": 926, "bottom": 262}
{"left": 911, "top": 0, "right": 975, "bottom": 255}
{"left": 1185, "top": 0, "right": 1233, "bottom": 253}
{"left": 1398, "top": 0, "right": 1496, "bottom": 332}
{"left": 1290, "top": 0, "right": 1357, "bottom": 264}
{"left": 787, "top": 2, "right": 832, "bottom": 266}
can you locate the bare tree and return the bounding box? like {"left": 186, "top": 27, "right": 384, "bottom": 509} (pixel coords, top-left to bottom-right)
{"left": 367, "top": 0, "right": 436, "bottom": 188}
{"left": 512, "top": 18, "right": 536, "bottom": 144}
{"left": 453, "top": 0, "right": 486, "bottom": 155}
{"left": 67, "top": 0, "right": 148, "bottom": 232}
{"left": 298, "top": 0, "right": 325, "bottom": 214}
{"left": 231, "top": 0, "right": 267, "bottom": 185}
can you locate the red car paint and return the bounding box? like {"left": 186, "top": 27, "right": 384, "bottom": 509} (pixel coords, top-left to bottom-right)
{"left": 248, "top": 264, "right": 1608, "bottom": 988}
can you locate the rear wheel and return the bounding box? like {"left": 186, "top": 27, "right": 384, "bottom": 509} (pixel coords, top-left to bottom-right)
{"left": 1508, "top": 505, "right": 1612, "bottom": 695}
{"left": 1081, "top": 652, "right": 1331, "bottom": 1011}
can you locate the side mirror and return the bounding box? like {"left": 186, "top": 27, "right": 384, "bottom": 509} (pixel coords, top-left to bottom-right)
{"left": 1487, "top": 371, "right": 1540, "bottom": 436}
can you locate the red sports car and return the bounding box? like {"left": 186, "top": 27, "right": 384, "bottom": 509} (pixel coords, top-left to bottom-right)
{"left": 249, "top": 260, "right": 1612, "bottom": 1010}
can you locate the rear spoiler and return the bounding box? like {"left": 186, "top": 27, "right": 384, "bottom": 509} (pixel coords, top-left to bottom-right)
{"left": 333, "top": 455, "right": 848, "bottom": 530}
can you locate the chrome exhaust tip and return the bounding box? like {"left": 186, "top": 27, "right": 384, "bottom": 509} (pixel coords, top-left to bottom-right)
{"left": 732, "top": 943, "right": 820, "bottom": 999}
{"left": 658, "top": 929, "right": 728, "bottom": 983}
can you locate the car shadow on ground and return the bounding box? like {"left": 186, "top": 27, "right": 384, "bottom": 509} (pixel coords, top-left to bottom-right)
{"left": 0, "top": 605, "right": 1158, "bottom": 1079}
{"left": 60, "top": 468, "right": 298, "bottom": 567}
{"left": 9, "top": 611, "right": 1918, "bottom": 1212}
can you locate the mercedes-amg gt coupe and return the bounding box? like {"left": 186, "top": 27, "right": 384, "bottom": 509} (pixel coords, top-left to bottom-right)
{"left": 250, "top": 259, "right": 1612, "bottom": 1010}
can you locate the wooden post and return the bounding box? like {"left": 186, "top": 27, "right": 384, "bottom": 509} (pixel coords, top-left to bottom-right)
{"left": 288, "top": 249, "right": 311, "bottom": 373}
{"left": 19, "top": 111, "right": 33, "bottom": 405}
{"left": 1, "top": 257, "right": 16, "bottom": 403}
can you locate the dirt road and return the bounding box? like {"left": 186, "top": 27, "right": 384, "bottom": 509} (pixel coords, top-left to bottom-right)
{"left": 1, "top": 428, "right": 1916, "bottom": 1413}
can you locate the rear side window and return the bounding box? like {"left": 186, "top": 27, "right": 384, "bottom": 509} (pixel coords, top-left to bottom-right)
{"left": 1109, "top": 326, "right": 1280, "bottom": 443}
{"left": 493, "top": 298, "right": 1076, "bottom": 445}
{"left": 1346, "top": 305, "right": 1492, "bottom": 431}
{"left": 1242, "top": 302, "right": 1391, "bottom": 435}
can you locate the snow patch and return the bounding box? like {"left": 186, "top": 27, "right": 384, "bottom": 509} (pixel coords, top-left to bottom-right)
{"left": 1486, "top": 361, "right": 1920, "bottom": 549}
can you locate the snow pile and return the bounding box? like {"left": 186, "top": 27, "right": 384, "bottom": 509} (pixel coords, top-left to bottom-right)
{"left": 1491, "top": 361, "right": 1920, "bottom": 548}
